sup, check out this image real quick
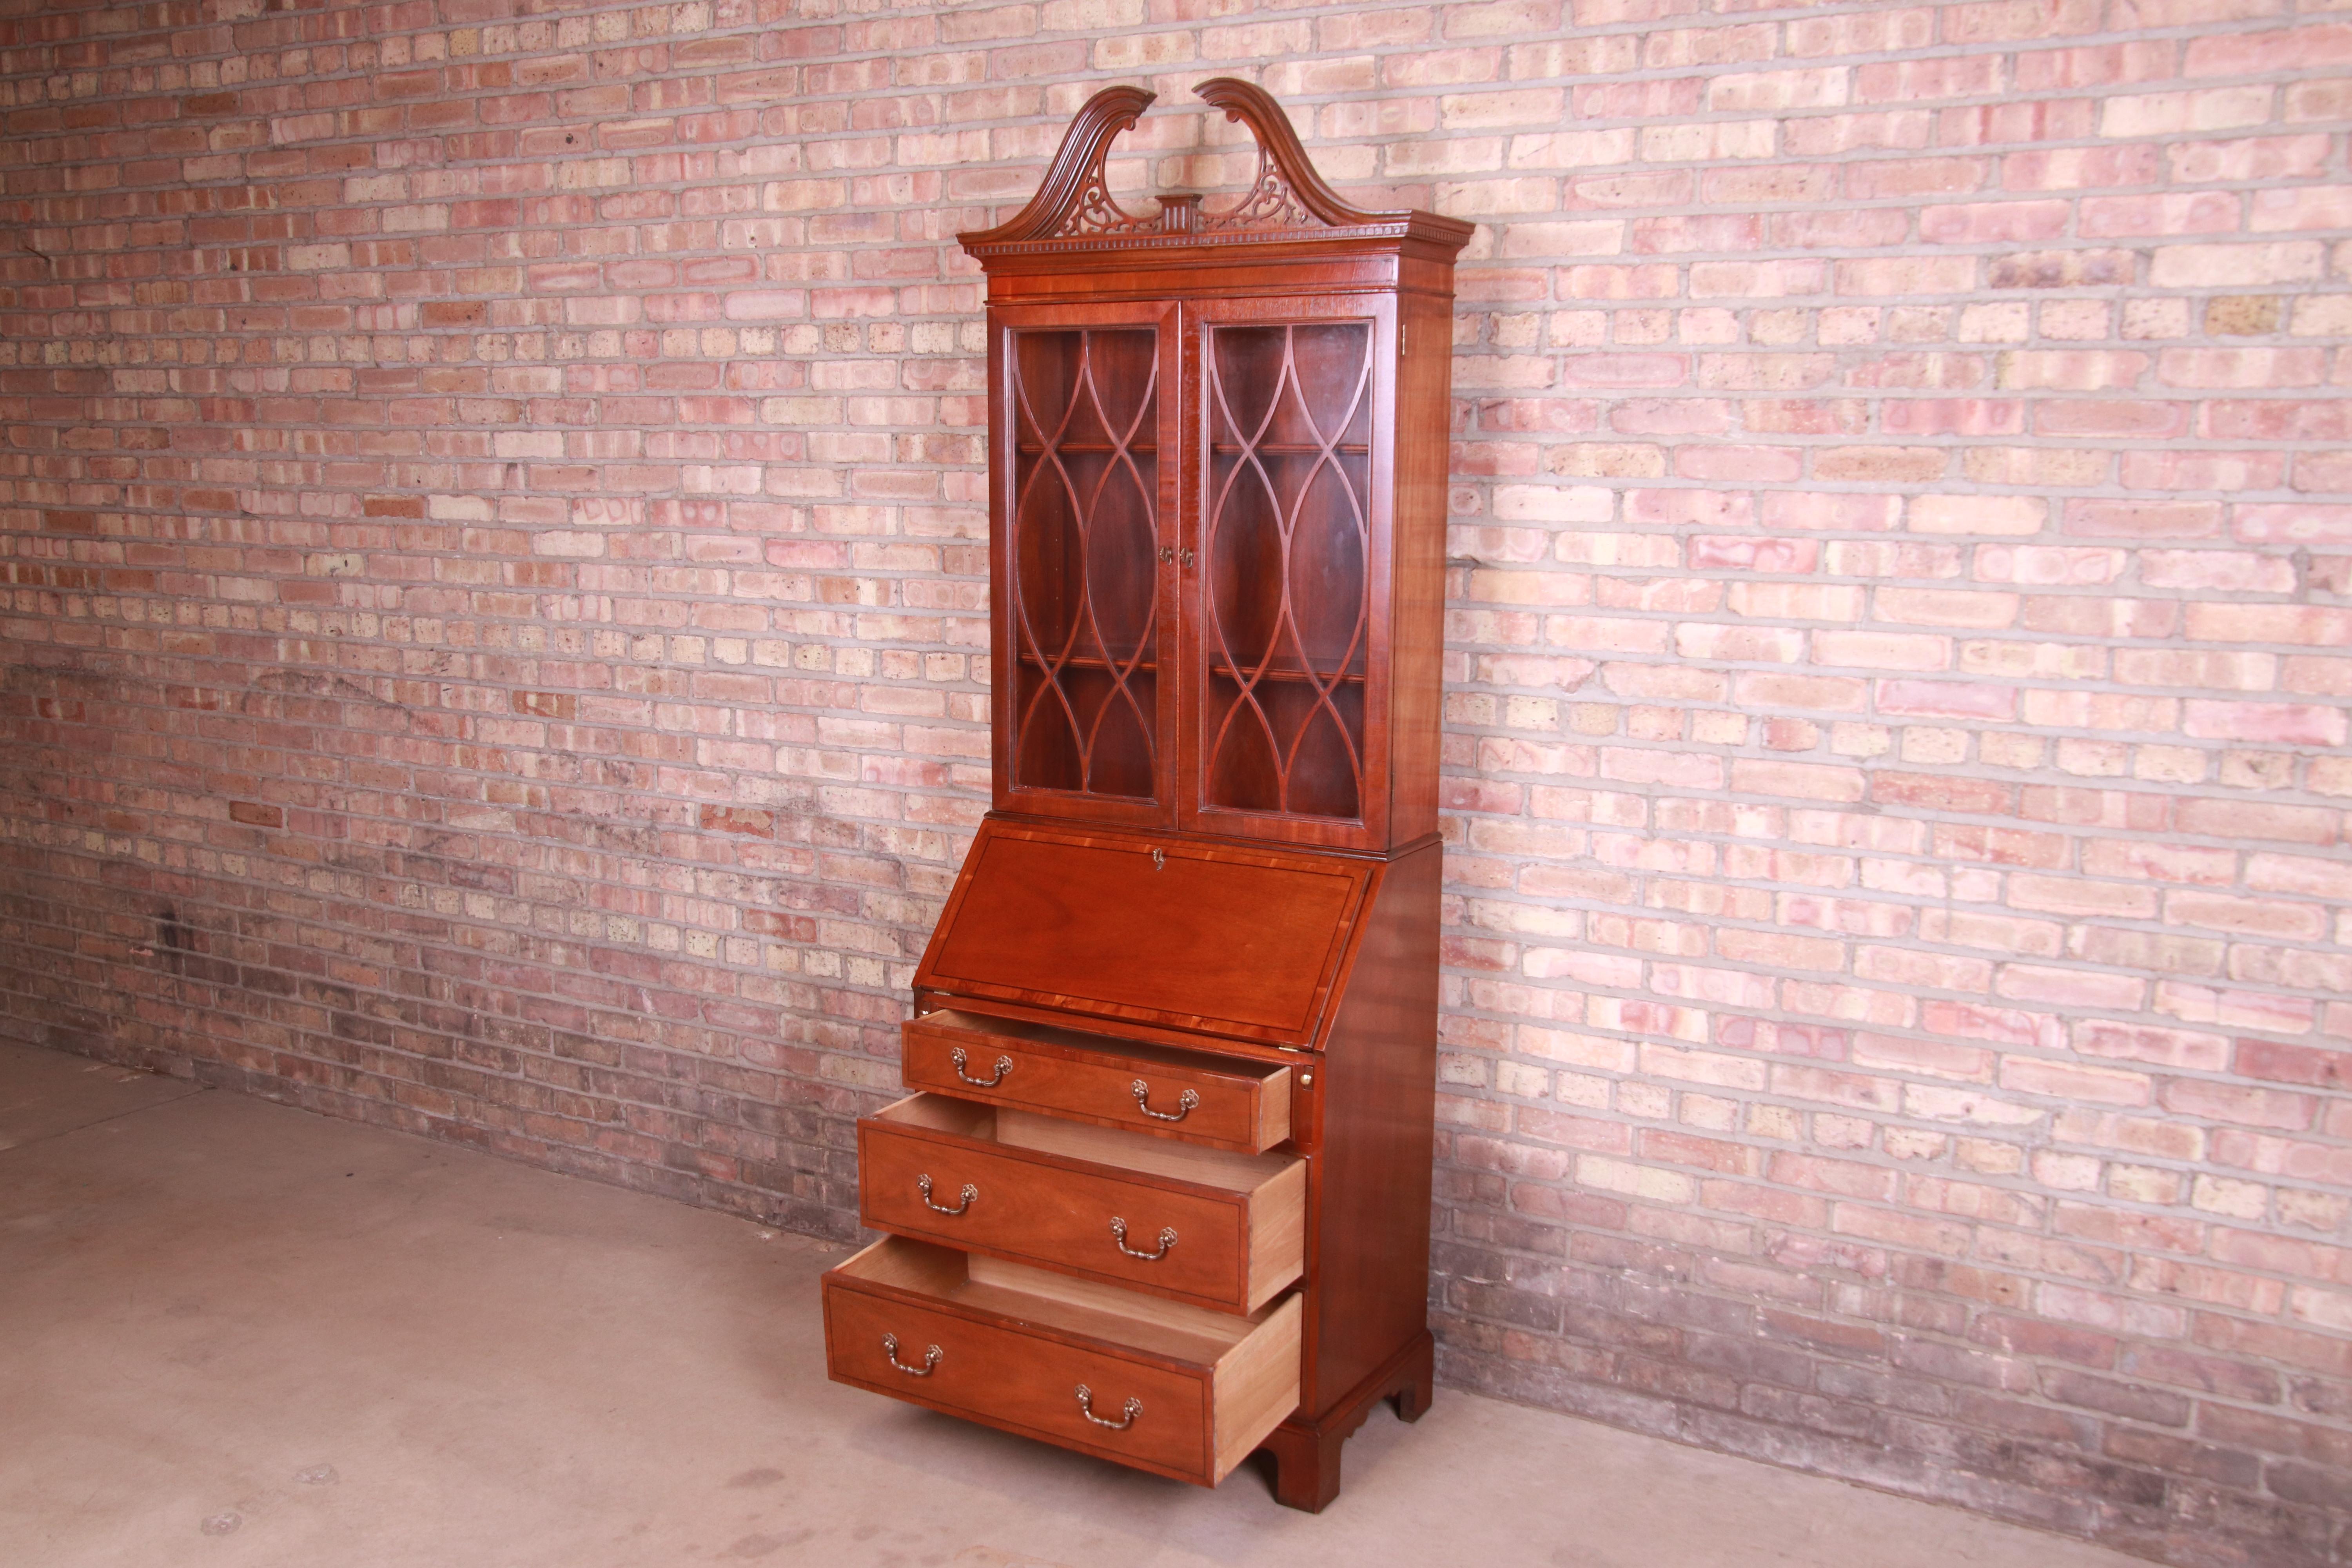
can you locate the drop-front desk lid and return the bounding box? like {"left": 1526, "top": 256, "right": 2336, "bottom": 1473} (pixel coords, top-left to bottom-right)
{"left": 913, "top": 819, "right": 1377, "bottom": 1049}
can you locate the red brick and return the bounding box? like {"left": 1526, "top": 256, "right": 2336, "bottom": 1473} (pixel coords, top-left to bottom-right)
{"left": 1871, "top": 772, "right": 2016, "bottom": 815}
{"left": 697, "top": 805, "right": 776, "bottom": 838}
{"left": 2162, "top": 1079, "right": 2319, "bottom": 1132}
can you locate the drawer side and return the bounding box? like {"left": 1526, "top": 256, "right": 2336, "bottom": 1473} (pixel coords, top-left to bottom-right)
{"left": 1213, "top": 1291, "right": 1305, "bottom": 1482}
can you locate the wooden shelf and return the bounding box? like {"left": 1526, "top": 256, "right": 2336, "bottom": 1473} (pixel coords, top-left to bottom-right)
{"left": 1015, "top": 655, "right": 1366, "bottom": 688}
{"left": 1208, "top": 662, "right": 1366, "bottom": 686}
{"left": 1016, "top": 653, "right": 1156, "bottom": 674}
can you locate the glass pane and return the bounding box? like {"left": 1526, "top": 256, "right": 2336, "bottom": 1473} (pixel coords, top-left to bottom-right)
{"left": 1008, "top": 328, "right": 1162, "bottom": 801}
{"left": 1202, "top": 320, "right": 1372, "bottom": 822}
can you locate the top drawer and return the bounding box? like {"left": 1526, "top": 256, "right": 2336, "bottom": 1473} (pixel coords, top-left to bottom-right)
{"left": 904, "top": 1010, "right": 1293, "bottom": 1154}
{"left": 913, "top": 820, "right": 1374, "bottom": 1048}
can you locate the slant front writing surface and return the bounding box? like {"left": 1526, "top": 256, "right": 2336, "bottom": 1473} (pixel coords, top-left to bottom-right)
{"left": 920, "top": 825, "right": 1366, "bottom": 1040}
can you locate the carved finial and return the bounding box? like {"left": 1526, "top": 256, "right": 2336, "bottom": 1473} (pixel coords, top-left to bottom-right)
{"left": 958, "top": 85, "right": 1162, "bottom": 245}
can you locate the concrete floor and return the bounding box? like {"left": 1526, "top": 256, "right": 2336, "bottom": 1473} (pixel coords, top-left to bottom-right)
{"left": 0, "top": 1042, "right": 2150, "bottom": 1568}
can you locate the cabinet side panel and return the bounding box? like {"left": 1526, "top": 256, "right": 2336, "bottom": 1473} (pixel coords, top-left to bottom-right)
{"left": 1386, "top": 289, "right": 1455, "bottom": 845}
{"left": 989, "top": 310, "right": 1013, "bottom": 808}
{"left": 1306, "top": 838, "right": 1441, "bottom": 1416}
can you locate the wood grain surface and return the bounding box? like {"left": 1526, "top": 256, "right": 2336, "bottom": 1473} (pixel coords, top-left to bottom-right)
{"left": 857, "top": 1094, "right": 1304, "bottom": 1313}
{"left": 823, "top": 1236, "right": 1303, "bottom": 1486}
{"left": 902, "top": 1009, "right": 1292, "bottom": 1152}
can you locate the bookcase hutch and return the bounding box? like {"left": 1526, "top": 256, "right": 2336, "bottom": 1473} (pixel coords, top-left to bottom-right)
{"left": 820, "top": 78, "right": 1470, "bottom": 1511}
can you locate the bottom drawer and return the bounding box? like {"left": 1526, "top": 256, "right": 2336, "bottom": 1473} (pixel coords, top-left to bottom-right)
{"left": 823, "top": 1235, "right": 1302, "bottom": 1486}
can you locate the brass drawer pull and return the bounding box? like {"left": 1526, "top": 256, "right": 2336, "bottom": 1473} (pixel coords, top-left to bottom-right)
{"left": 916, "top": 1174, "right": 977, "bottom": 1215}
{"left": 1110, "top": 1217, "right": 1178, "bottom": 1261}
{"left": 949, "top": 1046, "right": 1013, "bottom": 1087}
{"left": 1131, "top": 1080, "right": 1200, "bottom": 1122}
{"left": 1075, "top": 1385, "right": 1143, "bottom": 1429}
{"left": 881, "top": 1333, "right": 941, "bottom": 1377}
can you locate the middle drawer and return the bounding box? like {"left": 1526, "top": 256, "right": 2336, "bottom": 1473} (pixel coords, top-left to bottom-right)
{"left": 858, "top": 1093, "right": 1306, "bottom": 1315}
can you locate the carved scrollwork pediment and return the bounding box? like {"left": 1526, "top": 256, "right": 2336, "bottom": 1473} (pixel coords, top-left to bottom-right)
{"left": 959, "top": 78, "right": 1472, "bottom": 255}
{"left": 959, "top": 85, "right": 1162, "bottom": 245}
{"left": 1191, "top": 78, "right": 1385, "bottom": 232}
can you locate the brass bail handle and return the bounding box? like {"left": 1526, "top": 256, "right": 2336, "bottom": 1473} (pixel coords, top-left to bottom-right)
{"left": 1075, "top": 1385, "right": 1143, "bottom": 1430}
{"left": 881, "top": 1333, "right": 941, "bottom": 1376}
{"left": 916, "top": 1173, "right": 977, "bottom": 1215}
{"left": 1132, "top": 1079, "right": 1200, "bottom": 1122}
{"left": 1110, "top": 1216, "right": 1178, "bottom": 1261}
{"left": 949, "top": 1046, "right": 1012, "bottom": 1087}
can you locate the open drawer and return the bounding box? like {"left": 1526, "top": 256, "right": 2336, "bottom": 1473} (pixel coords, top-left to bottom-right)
{"left": 902, "top": 1009, "right": 1294, "bottom": 1154}
{"left": 858, "top": 1093, "right": 1305, "bottom": 1314}
{"left": 824, "top": 1236, "right": 1303, "bottom": 1487}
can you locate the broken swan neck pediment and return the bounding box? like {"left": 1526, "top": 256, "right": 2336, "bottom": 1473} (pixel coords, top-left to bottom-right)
{"left": 958, "top": 78, "right": 1474, "bottom": 257}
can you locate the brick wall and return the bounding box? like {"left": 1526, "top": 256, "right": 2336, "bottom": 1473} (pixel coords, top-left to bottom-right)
{"left": 3, "top": 0, "right": 2349, "bottom": 1561}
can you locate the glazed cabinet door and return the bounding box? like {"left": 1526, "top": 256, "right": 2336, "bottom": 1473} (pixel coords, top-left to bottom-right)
{"left": 993, "top": 303, "right": 1180, "bottom": 826}
{"left": 1182, "top": 296, "right": 1395, "bottom": 851}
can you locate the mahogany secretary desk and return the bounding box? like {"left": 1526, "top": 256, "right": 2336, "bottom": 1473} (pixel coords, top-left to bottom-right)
{"left": 820, "top": 79, "right": 1470, "bottom": 1511}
